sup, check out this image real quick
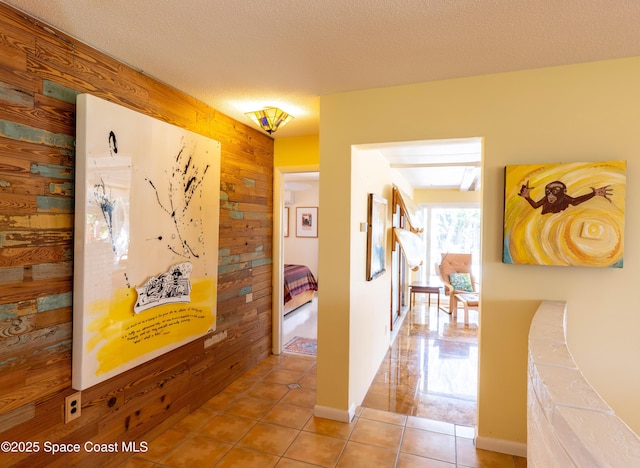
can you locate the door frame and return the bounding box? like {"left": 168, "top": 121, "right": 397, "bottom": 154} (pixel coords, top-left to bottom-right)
{"left": 272, "top": 165, "right": 319, "bottom": 354}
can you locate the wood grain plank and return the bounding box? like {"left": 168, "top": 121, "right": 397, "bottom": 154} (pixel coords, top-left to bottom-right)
{"left": 0, "top": 172, "right": 53, "bottom": 196}
{"left": 0, "top": 213, "right": 73, "bottom": 230}
{"left": 0, "top": 64, "right": 41, "bottom": 95}
{"left": 0, "top": 228, "right": 69, "bottom": 247}
{"left": 0, "top": 136, "right": 74, "bottom": 167}
{"left": 0, "top": 150, "right": 31, "bottom": 174}
{"left": 0, "top": 98, "right": 75, "bottom": 137}
{"left": 34, "top": 31, "right": 74, "bottom": 71}
{"left": 0, "top": 320, "right": 70, "bottom": 358}
{"left": 0, "top": 40, "right": 26, "bottom": 70}
{"left": 0, "top": 277, "right": 71, "bottom": 306}
{"left": 0, "top": 11, "right": 36, "bottom": 57}
{"left": 0, "top": 80, "right": 33, "bottom": 106}
{"left": 31, "top": 261, "right": 72, "bottom": 281}
{"left": 0, "top": 266, "right": 23, "bottom": 284}
{"left": 0, "top": 192, "right": 38, "bottom": 212}
{"left": 33, "top": 92, "right": 75, "bottom": 133}
{"left": 34, "top": 306, "right": 71, "bottom": 328}
{"left": 0, "top": 338, "right": 70, "bottom": 383}
{"left": 0, "top": 364, "right": 70, "bottom": 414}
{"left": 0, "top": 4, "right": 48, "bottom": 49}
{"left": 0, "top": 299, "right": 37, "bottom": 319}
{"left": 0, "top": 402, "right": 34, "bottom": 433}
{"left": 0, "top": 245, "right": 72, "bottom": 268}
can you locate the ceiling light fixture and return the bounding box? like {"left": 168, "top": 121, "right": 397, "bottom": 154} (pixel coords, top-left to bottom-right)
{"left": 244, "top": 107, "right": 294, "bottom": 134}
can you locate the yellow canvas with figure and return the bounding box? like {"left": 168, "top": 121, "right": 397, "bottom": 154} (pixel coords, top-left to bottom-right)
{"left": 503, "top": 160, "right": 625, "bottom": 268}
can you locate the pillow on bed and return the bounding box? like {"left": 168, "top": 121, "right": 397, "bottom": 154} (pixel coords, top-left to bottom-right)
{"left": 449, "top": 273, "right": 473, "bottom": 292}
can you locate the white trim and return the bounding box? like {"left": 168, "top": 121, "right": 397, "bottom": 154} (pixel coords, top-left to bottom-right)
{"left": 475, "top": 435, "right": 527, "bottom": 458}
{"left": 272, "top": 168, "right": 285, "bottom": 355}
{"left": 314, "top": 404, "right": 357, "bottom": 423}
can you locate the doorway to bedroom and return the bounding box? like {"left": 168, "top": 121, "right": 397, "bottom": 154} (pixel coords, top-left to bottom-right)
{"left": 281, "top": 172, "right": 319, "bottom": 356}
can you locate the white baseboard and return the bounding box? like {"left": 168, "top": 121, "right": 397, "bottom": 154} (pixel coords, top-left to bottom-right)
{"left": 475, "top": 436, "right": 527, "bottom": 458}
{"left": 314, "top": 404, "right": 357, "bottom": 422}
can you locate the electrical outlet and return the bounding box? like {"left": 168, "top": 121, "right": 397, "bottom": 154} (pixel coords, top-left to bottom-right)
{"left": 65, "top": 392, "right": 81, "bottom": 423}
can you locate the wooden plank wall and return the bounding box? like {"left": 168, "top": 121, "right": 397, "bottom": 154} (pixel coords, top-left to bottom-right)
{"left": 0, "top": 4, "right": 274, "bottom": 465}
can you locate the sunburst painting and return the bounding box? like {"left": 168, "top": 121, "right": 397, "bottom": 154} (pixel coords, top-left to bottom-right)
{"left": 503, "top": 160, "right": 626, "bottom": 268}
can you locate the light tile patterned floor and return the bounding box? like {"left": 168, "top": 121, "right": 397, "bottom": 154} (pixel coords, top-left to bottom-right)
{"left": 118, "top": 351, "right": 526, "bottom": 467}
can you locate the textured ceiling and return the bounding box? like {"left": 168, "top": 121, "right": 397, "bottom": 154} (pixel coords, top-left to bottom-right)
{"left": 4, "top": 0, "right": 640, "bottom": 140}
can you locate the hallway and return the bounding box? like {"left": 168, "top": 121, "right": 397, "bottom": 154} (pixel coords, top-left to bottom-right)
{"left": 282, "top": 294, "right": 478, "bottom": 427}
{"left": 363, "top": 300, "right": 478, "bottom": 427}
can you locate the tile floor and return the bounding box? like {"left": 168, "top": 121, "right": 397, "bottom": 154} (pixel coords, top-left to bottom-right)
{"left": 118, "top": 351, "right": 525, "bottom": 467}
{"left": 362, "top": 299, "right": 479, "bottom": 427}
{"left": 117, "top": 296, "right": 526, "bottom": 467}
{"left": 283, "top": 293, "right": 479, "bottom": 427}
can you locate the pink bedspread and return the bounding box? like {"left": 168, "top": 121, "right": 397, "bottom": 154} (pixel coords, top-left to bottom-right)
{"left": 284, "top": 264, "right": 318, "bottom": 303}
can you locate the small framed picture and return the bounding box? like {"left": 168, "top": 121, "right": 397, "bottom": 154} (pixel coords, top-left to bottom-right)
{"left": 366, "top": 194, "right": 387, "bottom": 280}
{"left": 296, "top": 207, "right": 318, "bottom": 238}
{"left": 284, "top": 207, "right": 289, "bottom": 237}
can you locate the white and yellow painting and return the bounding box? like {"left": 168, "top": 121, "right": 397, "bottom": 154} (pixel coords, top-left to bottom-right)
{"left": 73, "top": 94, "right": 221, "bottom": 390}
{"left": 503, "top": 160, "right": 625, "bottom": 268}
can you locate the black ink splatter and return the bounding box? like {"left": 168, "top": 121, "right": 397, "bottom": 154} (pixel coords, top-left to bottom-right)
{"left": 145, "top": 137, "right": 211, "bottom": 260}
{"left": 109, "top": 130, "right": 118, "bottom": 156}
{"left": 184, "top": 176, "right": 195, "bottom": 194}
{"left": 93, "top": 177, "right": 117, "bottom": 252}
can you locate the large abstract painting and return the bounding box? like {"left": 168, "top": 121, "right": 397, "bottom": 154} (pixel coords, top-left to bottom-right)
{"left": 73, "top": 94, "right": 221, "bottom": 389}
{"left": 503, "top": 160, "right": 625, "bottom": 268}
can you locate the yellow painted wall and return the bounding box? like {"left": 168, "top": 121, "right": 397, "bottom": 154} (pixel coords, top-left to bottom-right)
{"left": 349, "top": 149, "right": 394, "bottom": 408}
{"left": 274, "top": 134, "right": 319, "bottom": 167}
{"left": 318, "top": 56, "right": 640, "bottom": 446}
{"left": 272, "top": 135, "right": 320, "bottom": 356}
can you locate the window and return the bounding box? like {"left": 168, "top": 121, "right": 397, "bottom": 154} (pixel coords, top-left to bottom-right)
{"left": 423, "top": 206, "right": 481, "bottom": 284}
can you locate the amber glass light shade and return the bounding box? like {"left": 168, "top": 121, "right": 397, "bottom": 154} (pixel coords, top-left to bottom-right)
{"left": 244, "top": 107, "right": 294, "bottom": 134}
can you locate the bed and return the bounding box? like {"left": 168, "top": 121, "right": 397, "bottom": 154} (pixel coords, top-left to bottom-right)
{"left": 283, "top": 264, "right": 318, "bottom": 315}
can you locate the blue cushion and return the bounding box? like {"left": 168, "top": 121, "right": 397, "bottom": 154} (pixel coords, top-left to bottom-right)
{"left": 449, "top": 272, "right": 473, "bottom": 292}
